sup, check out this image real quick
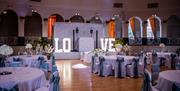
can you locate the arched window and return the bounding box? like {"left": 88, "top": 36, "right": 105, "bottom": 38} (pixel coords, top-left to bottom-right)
{"left": 0, "top": 9, "right": 18, "bottom": 37}
{"left": 48, "top": 14, "right": 64, "bottom": 39}
{"left": 128, "top": 16, "right": 143, "bottom": 39}
{"left": 89, "top": 15, "right": 103, "bottom": 24}
{"left": 70, "top": 15, "right": 85, "bottom": 23}
{"left": 167, "top": 15, "right": 180, "bottom": 38}
{"left": 147, "top": 15, "right": 162, "bottom": 38}
{"left": 24, "top": 12, "right": 42, "bottom": 37}
{"left": 114, "top": 16, "right": 123, "bottom": 38}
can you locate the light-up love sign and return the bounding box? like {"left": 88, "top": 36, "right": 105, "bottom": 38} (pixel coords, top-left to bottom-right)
{"left": 54, "top": 38, "right": 116, "bottom": 53}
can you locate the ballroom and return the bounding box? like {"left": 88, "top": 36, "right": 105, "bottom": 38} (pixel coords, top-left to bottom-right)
{"left": 0, "top": 0, "right": 180, "bottom": 91}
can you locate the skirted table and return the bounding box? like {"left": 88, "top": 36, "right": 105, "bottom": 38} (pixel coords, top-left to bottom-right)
{"left": 0, "top": 67, "right": 46, "bottom": 91}
{"left": 155, "top": 70, "right": 180, "bottom": 91}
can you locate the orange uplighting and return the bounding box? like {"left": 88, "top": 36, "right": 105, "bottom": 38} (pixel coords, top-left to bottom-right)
{"left": 108, "top": 20, "right": 115, "bottom": 38}
{"left": 149, "top": 17, "right": 155, "bottom": 36}
{"left": 130, "top": 18, "right": 135, "bottom": 33}
{"left": 48, "top": 15, "right": 56, "bottom": 39}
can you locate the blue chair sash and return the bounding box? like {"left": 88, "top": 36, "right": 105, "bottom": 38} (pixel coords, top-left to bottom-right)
{"left": 133, "top": 58, "right": 139, "bottom": 78}
{"left": 0, "top": 56, "right": 5, "bottom": 67}
{"left": 152, "top": 52, "right": 157, "bottom": 64}
{"left": 175, "top": 63, "right": 180, "bottom": 70}
{"left": 142, "top": 71, "right": 151, "bottom": 91}
{"left": 49, "top": 71, "right": 60, "bottom": 91}
{"left": 38, "top": 56, "right": 45, "bottom": 66}
{"left": 99, "top": 56, "right": 105, "bottom": 77}
{"left": 116, "top": 57, "right": 124, "bottom": 78}
{"left": 52, "top": 65, "right": 58, "bottom": 73}
{"left": 51, "top": 54, "right": 55, "bottom": 65}
{"left": 13, "top": 58, "right": 21, "bottom": 62}
{"left": 91, "top": 56, "right": 95, "bottom": 73}
{"left": 144, "top": 56, "right": 147, "bottom": 69}
{"left": 170, "top": 53, "right": 176, "bottom": 69}
{"left": 39, "top": 62, "right": 49, "bottom": 70}
{"left": 172, "top": 83, "right": 180, "bottom": 91}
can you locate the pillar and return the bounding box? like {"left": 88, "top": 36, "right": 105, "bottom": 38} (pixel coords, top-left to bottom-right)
{"left": 42, "top": 18, "right": 48, "bottom": 37}
{"left": 18, "top": 17, "right": 25, "bottom": 37}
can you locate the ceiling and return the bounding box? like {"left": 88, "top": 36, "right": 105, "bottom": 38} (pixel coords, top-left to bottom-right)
{"left": 0, "top": 0, "right": 180, "bottom": 20}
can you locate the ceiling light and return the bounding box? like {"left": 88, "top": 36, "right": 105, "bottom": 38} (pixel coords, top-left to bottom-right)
{"left": 3, "top": 11, "right": 7, "bottom": 14}
{"left": 95, "top": 16, "right": 99, "bottom": 20}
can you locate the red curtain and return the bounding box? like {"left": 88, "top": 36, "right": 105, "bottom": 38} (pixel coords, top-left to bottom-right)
{"left": 48, "top": 15, "right": 56, "bottom": 39}
{"left": 149, "top": 17, "right": 155, "bottom": 36}
{"left": 130, "top": 18, "right": 135, "bottom": 33}
{"left": 108, "top": 20, "right": 115, "bottom": 38}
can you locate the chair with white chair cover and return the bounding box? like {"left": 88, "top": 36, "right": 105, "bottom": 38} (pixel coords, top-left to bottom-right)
{"left": 38, "top": 56, "right": 49, "bottom": 78}
{"left": 93, "top": 55, "right": 100, "bottom": 74}
{"left": 176, "top": 49, "right": 180, "bottom": 57}
{"left": 114, "top": 57, "right": 126, "bottom": 78}
{"left": 126, "top": 58, "right": 140, "bottom": 78}
{"left": 139, "top": 52, "right": 147, "bottom": 74}
{"left": 152, "top": 52, "right": 158, "bottom": 64}
{"left": 35, "top": 71, "right": 60, "bottom": 91}
{"left": 159, "top": 57, "right": 166, "bottom": 66}
{"left": 172, "top": 83, "right": 180, "bottom": 91}
{"left": 175, "top": 63, "right": 180, "bottom": 70}
{"left": 50, "top": 54, "right": 55, "bottom": 66}
{"left": 98, "top": 56, "right": 112, "bottom": 77}
{"left": 151, "top": 64, "right": 160, "bottom": 85}
{"left": 0, "top": 81, "right": 19, "bottom": 91}
{"left": 10, "top": 57, "right": 23, "bottom": 67}
{"left": 141, "top": 69, "right": 159, "bottom": 91}
{"left": 143, "top": 55, "right": 147, "bottom": 69}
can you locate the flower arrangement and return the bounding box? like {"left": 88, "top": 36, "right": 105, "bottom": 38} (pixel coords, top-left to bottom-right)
{"left": 25, "top": 43, "right": 33, "bottom": 55}
{"left": 90, "top": 49, "right": 105, "bottom": 56}
{"left": 45, "top": 44, "right": 54, "bottom": 54}
{"left": 159, "top": 43, "right": 166, "bottom": 52}
{"left": 44, "top": 44, "right": 54, "bottom": 59}
{"left": 159, "top": 43, "right": 165, "bottom": 48}
{"left": 0, "top": 44, "right": 13, "bottom": 56}
{"left": 113, "top": 39, "right": 125, "bottom": 53}
{"left": 122, "top": 44, "right": 130, "bottom": 55}
{"left": 25, "top": 43, "right": 32, "bottom": 49}
{"left": 115, "top": 44, "right": 123, "bottom": 52}
{"left": 123, "top": 44, "right": 130, "bottom": 52}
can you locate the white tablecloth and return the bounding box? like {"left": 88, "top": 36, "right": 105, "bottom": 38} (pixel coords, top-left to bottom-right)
{"left": 155, "top": 70, "right": 180, "bottom": 91}
{"left": 0, "top": 67, "right": 46, "bottom": 91}
{"left": 146, "top": 52, "right": 172, "bottom": 64}
{"left": 83, "top": 52, "right": 93, "bottom": 63}
{"left": 6, "top": 55, "right": 47, "bottom": 67}
{"left": 104, "top": 55, "right": 137, "bottom": 68}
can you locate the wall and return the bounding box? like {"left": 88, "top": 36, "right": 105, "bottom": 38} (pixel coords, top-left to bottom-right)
{"left": 54, "top": 22, "right": 105, "bottom": 49}
{"left": 0, "top": 0, "right": 180, "bottom": 38}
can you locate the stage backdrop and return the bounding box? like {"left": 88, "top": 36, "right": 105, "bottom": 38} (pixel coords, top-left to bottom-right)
{"left": 53, "top": 22, "right": 105, "bottom": 59}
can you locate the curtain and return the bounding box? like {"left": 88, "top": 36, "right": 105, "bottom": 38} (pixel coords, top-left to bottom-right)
{"left": 48, "top": 16, "right": 56, "bottom": 39}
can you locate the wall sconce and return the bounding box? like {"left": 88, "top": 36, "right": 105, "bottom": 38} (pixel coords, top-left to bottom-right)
{"left": 90, "top": 28, "right": 93, "bottom": 37}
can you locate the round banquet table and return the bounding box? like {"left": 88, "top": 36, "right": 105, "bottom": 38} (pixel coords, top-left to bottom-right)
{"left": 0, "top": 67, "right": 46, "bottom": 91}
{"left": 155, "top": 70, "right": 180, "bottom": 91}
{"left": 104, "top": 55, "right": 137, "bottom": 65}
{"left": 146, "top": 52, "right": 172, "bottom": 64}
{"left": 6, "top": 55, "right": 47, "bottom": 67}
